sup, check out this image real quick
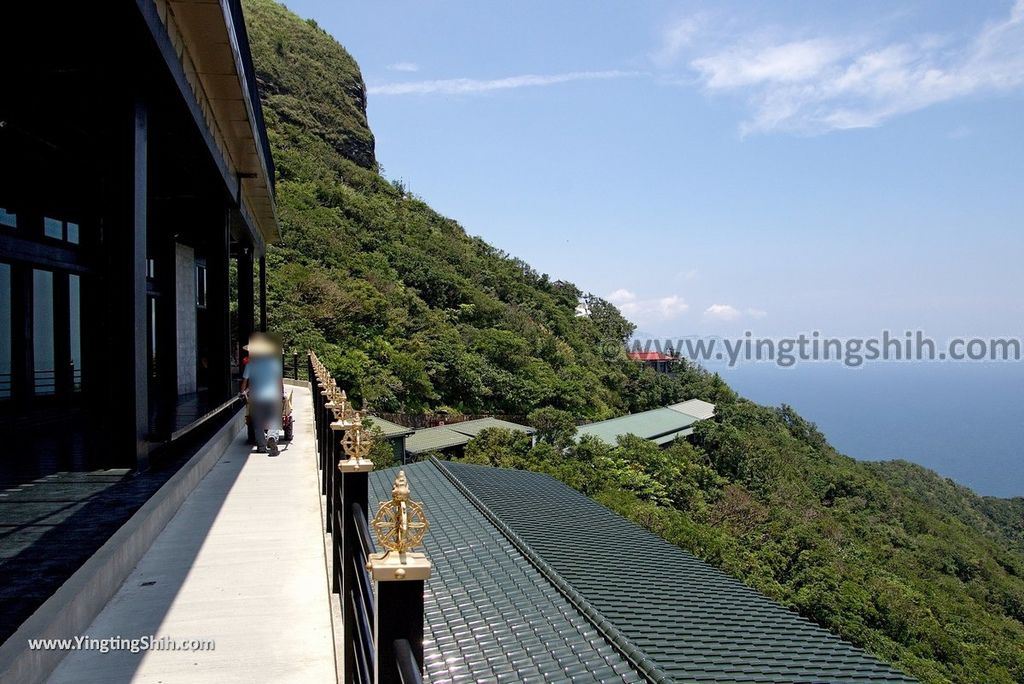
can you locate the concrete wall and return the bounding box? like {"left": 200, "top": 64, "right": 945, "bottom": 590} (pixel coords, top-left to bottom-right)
{"left": 175, "top": 243, "right": 197, "bottom": 394}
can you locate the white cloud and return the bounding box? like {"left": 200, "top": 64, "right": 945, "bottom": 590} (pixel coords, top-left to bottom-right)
{"left": 606, "top": 288, "right": 637, "bottom": 304}
{"left": 606, "top": 290, "right": 689, "bottom": 322}
{"left": 704, "top": 304, "right": 742, "bottom": 321}
{"left": 701, "top": 304, "right": 767, "bottom": 321}
{"left": 368, "top": 70, "right": 639, "bottom": 96}
{"left": 387, "top": 62, "right": 420, "bottom": 73}
{"left": 654, "top": 295, "right": 690, "bottom": 319}
{"left": 692, "top": 38, "right": 850, "bottom": 89}
{"left": 686, "top": 0, "right": 1024, "bottom": 134}
{"left": 651, "top": 17, "right": 701, "bottom": 68}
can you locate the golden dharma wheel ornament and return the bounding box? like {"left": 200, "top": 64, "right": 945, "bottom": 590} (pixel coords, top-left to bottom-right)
{"left": 340, "top": 415, "right": 371, "bottom": 461}
{"left": 335, "top": 390, "right": 351, "bottom": 420}
{"left": 371, "top": 470, "right": 429, "bottom": 555}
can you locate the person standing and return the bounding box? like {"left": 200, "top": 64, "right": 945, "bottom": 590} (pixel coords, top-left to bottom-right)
{"left": 240, "top": 333, "right": 284, "bottom": 456}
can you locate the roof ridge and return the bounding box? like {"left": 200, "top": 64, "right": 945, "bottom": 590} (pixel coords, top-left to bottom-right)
{"left": 428, "top": 457, "right": 673, "bottom": 684}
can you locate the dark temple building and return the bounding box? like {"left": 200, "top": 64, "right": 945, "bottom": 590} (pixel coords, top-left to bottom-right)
{"left": 0, "top": 0, "right": 278, "bottom": 481}
{"left": 0, "top": 0, "right": 281, "bottom": 658}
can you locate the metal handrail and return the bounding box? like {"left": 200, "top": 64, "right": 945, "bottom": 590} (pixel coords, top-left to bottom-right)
{"left": 310, "top": 350, "right": 427, "bottom": 684}
{"left": 394, "top": 640, "right": 423, "bottom": 684}
{"left": 351, "top": 504, "right": 376, "bottom": 623}
{"left": 353, "top": 504, "right": 377, "bottom": 556}
{"left": 350, "top": 587, "right": 375, "bottom": 684}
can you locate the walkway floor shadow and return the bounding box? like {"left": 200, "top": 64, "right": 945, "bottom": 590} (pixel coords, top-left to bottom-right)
{"left": 47, "top": 386, "right": 333, "bottom": 683}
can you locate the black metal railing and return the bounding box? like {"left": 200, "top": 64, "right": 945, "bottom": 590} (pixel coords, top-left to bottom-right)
{"left": 283, "top": 352, "right": 307, "bottom": 381}
{"left": 394, "top": 640, "right": 424, "bottom": 684}
{"left": 350, "top": 505, "right": 376, "bottom": 683}
{"left": 309, "top": 351, "right": 428, "bottom": 684}
{"left": 24, "top": 363, "right": 82, "bottom": 396}
{"left": 33, "top": 369, "right": 57, "bottom": 395}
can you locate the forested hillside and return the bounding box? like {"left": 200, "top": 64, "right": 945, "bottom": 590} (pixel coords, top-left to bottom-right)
{"left": 243, "top": 2, "right": 1024, "bottom": 681}
{"left": 243, "top": 0, "right": 730, "bottom": 420}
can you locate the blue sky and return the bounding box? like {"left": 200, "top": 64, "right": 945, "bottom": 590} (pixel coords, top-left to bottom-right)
{"left": 281, "top": 0, "right": 1024, "bottom": 339}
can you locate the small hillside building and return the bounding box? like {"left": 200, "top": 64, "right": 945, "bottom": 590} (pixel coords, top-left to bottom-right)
{"left": 576, "top": 399, "right": 716, "bottom": 447}
{"left": 628, "top": 350, "right": 678, "bottom": 373}
{"left": 404, "top": 417, "right": 536, "bottom": 461}
{"left": 364, "top": 415, "right": 414, "bottom": 464}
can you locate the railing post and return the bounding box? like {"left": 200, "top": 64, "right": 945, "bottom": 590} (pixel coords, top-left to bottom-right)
{"left": 314, "top": 352, "right": 428, "bottom": 684}
{"left": 322, "top": 379, "right": 341, "bottom": 497}
{"left": 319, "top": 385, "right": 329, "bottom": 491}
{"left": 308, "top": 354, "right": 318, "bottom": 433}
{"left": 325, "top": 393, "right": 353, "bottom": 535}
{"left": 339, "top": 446, "right": 373, "bottom": 684}
{"left": 331, "top": 453, "right": 343, "bottom": 593}
{"left": 309, "top": 352, "right": 332, "bottom": 496}
{"left": 368, "top": 471, "right": 431, "bottom": 684}
{"left": 325, "top": 421, "right": 338, "bottom": 534}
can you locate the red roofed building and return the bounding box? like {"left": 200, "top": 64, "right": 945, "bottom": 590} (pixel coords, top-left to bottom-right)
{"left": 628, "top": 350, "right": 678, "bottom": 373}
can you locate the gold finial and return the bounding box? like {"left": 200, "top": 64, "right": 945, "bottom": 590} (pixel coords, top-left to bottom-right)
{"left": 370, "top": 470, "right": 429, "bottom": 556}
{"left": 330, "top": 388, "right": 349, "bottom": 419}
{"left": 336, "top": 413, "right": 374, "bottom": 472}
{"left": 391, "top": 470, "right": 411, "bottom": 502}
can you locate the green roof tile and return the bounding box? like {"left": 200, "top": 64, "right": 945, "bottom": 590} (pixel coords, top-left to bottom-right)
{"left": 405, "top": 418, "right": 535, "bottom": 455}
{"left": 405, "top": 426, "right": 473, "bottom": 455}
{"left": 364, "top": 415, "right": 414, "bottom": 439}
{"left": 651, "top": 428, "right": 694, "bottom": 446}
{"left": 446, "top": 417, "right": 536, "bottom": 438}
{"left": 439, "top": 460, "right": 917, "bottom": 684}
{"left": 576, "top": 407, "right": 699, "bottom": 447}
{"left": 369, "top": 463, "right": 645, "bottom": 684}
{"left": 667, "top": 399, "right": 716, "bottom": 420}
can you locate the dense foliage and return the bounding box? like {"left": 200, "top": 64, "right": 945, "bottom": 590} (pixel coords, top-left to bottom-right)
{"left": 244, "top": 2, "right": 1024, "bottom": 681}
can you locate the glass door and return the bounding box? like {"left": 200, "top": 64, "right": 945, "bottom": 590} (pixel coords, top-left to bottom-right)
{"left": 32, "top": 269, "right": 56, "bottom": 395}
{"left": 27, "top": 267, "right": 84, "bottom": 399}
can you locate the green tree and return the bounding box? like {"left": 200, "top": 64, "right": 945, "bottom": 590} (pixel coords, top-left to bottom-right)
{"left": 527, "top": 406, "right": 578, "bottom": 448}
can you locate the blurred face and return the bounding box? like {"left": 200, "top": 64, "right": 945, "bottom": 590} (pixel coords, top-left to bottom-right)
{"left": 247, "top": 333, "right": 282, "bottom": 357}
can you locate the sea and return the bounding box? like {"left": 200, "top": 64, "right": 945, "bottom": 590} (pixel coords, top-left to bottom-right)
{"left": 705, "top": 361, "right": 1024, "bottom": 499}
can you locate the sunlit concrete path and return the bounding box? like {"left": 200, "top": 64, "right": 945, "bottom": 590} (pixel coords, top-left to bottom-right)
{"left": 48, "top": 385, "right": 335, "bottom": 684}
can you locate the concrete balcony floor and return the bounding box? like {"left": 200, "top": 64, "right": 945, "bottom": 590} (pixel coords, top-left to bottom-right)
{"left": 47, "top": 385, "right": 336, "bottom": 683}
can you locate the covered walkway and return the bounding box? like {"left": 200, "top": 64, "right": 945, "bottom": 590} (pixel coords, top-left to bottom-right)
{"left": 47, "top": 384, "right": 335, "bottom": 683}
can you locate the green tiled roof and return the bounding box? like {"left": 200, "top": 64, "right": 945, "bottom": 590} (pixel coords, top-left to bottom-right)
{"left": 405, "top": 426, "right": 473, "bottom": 455}
{"left": 405, "top": 418, "right": 535, "bottom": 455}
{"left": 446, "top": 417, "right": 536, "bottom": 438}
{"left": 651, "top": 428, "right": 694, "bottom": 446}
{"left": 364, "top": 415, "right": 414, "bottom": 439}
{"left": 667, "top": 399, "right": 716, "bottom": 420}
{"left": 576, "top": 407, "right": 700, "bottom": 447}
{"left": 369, "top": 462, "right": 645, "bottom": 683}
{"left": 439, "top": 460, "right": 917, "bottom": 684}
